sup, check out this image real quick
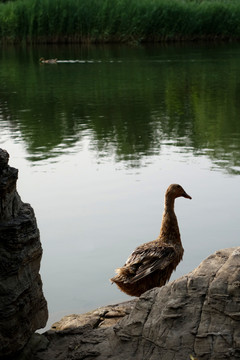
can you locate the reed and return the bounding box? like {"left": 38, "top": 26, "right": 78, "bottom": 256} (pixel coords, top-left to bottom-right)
{"left": 0, "top": 0, "right": 240, "bottom": 43}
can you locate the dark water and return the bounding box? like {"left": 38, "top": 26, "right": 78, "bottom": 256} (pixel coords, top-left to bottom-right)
{"left": 0, "top": 43, "right": 240, "bottom": 329}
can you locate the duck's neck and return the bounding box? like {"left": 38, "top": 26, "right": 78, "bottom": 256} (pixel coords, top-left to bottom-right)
{"left": 158, "top": 196, "right": 181, "bottom": 244}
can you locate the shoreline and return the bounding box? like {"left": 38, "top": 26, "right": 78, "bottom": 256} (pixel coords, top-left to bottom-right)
{"left": 19, "top": 247, "right": 240, "bottom": 360}
{"left": 1, "top": 35, "right": 240, "bottom": 46}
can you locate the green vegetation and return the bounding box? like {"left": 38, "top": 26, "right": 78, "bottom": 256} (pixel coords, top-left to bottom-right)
{"left": 0, "top": 0, "right": 240, "bottom": 43}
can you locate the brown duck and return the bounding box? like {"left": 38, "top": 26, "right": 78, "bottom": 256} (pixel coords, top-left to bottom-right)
{"left": 110, "top": 184, "right": 191, "bottom": 297}
{"left": 39, "top": 57, "right": 57, "bottom": 64}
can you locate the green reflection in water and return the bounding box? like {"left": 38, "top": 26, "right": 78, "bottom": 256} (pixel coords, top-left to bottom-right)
{"left": 0, "top": 43, "right": 240, "bottom": 173}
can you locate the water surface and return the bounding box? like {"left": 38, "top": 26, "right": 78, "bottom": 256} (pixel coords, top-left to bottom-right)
{"left": 0, "top": 43, "right": 240, "bottom": 329}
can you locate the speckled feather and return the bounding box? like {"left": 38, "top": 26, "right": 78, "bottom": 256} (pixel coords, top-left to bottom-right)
{"left": 124, "top": 243, "right": 176, "bottom": 282}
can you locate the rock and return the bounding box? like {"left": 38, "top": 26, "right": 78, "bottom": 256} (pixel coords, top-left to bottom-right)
{"left": 0, "top": 149, "right": 9, "bottom": 170}
{"left": 0, "top": 149, "right": 48, "bottom": 357}
{"left": 51, "top": 300, "right": 136, "bottom": 331}
{"left": 34, "top": 247, "right": 240, "bottom": 360}
{"left": 16, "top": 333, "right": 49, "bottom": 360}
{"left": 0, "top": 149, "right": 22, "bottom": 221}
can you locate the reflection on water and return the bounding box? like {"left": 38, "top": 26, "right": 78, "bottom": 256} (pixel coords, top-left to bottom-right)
{"left": 0, "top": 44, "right": 240, "bottom": 330}
{"left": 1, "top": 43, "right": 240, "bottom": 173}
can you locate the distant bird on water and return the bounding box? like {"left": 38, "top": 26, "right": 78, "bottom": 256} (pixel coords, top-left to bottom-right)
{"left": 39, "top": 57, "right": 57, "bottom": 64}
{"left": 110, "top": 184, "right": 191, "bottom": 297}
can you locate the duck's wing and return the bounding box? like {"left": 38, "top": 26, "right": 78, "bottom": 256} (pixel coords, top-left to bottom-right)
{"left": 125, "top": 245, "right": 176, "bottom": 284}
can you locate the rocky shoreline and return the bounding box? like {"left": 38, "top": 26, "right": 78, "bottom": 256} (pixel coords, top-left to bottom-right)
{"left": 24, "top": 247, "right": 240, "bottom": 360}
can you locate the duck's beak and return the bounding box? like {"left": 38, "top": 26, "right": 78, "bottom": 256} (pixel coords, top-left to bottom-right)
{"left": 182, "top": 191, "right": 192, "bottom": 199}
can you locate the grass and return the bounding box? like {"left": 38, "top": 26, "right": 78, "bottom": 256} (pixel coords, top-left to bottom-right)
{"left": 0, "top": 0, "right": 240, "bottom": 43}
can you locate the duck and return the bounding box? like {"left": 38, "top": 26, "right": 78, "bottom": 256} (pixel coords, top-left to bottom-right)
{"left": 110, "top": 184, "right": 191, "bottom": 297}
{"left": 39, "top": 57, "right": 57, "bottom": 64}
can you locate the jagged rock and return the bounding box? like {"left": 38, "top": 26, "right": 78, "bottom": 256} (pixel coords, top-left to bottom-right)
{"left": 0, "top": 149, "right": 48, "bottom": 357}
{"left": 34, "top": 247, "right": 240, "bottom": 360}
{"left": 0, "top": 149, "right": 22, "bottom": 221}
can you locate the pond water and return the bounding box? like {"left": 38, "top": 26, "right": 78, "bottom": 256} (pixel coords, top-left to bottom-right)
{"left": 0, "top": 43, "right": 240, "bottom": 330}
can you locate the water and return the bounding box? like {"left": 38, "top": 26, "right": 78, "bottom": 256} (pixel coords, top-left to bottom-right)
{"left": 0, "top": 43, "right": 240, "bottom": 330}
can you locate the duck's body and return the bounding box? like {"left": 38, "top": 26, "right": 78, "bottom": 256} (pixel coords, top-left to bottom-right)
{"left": 110, "top": 184, "right": 191, "bottom": 297}
{"left": 39, "top": 57, "right": 57, "bottom": 64}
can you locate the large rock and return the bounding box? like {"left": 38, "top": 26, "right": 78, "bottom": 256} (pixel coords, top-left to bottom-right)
{"left": 0, "top": 149, "right": 48, "bottom": 357}
{"left": 34, "top": 247, "right": 240, "bottom": 360}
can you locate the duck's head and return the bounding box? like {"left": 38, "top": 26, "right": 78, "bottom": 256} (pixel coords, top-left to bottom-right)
{"left": 166, "top": 184, "right": 192, "bottom": 200}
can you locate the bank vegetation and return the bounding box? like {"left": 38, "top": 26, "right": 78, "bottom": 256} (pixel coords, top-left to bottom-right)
{"left": 0, "top": 0, "right": 240, "bottom": 43}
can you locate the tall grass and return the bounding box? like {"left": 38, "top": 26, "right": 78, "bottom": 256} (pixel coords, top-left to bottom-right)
{"left": 0, "top": 0, "right": 240, "bottom": 43}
